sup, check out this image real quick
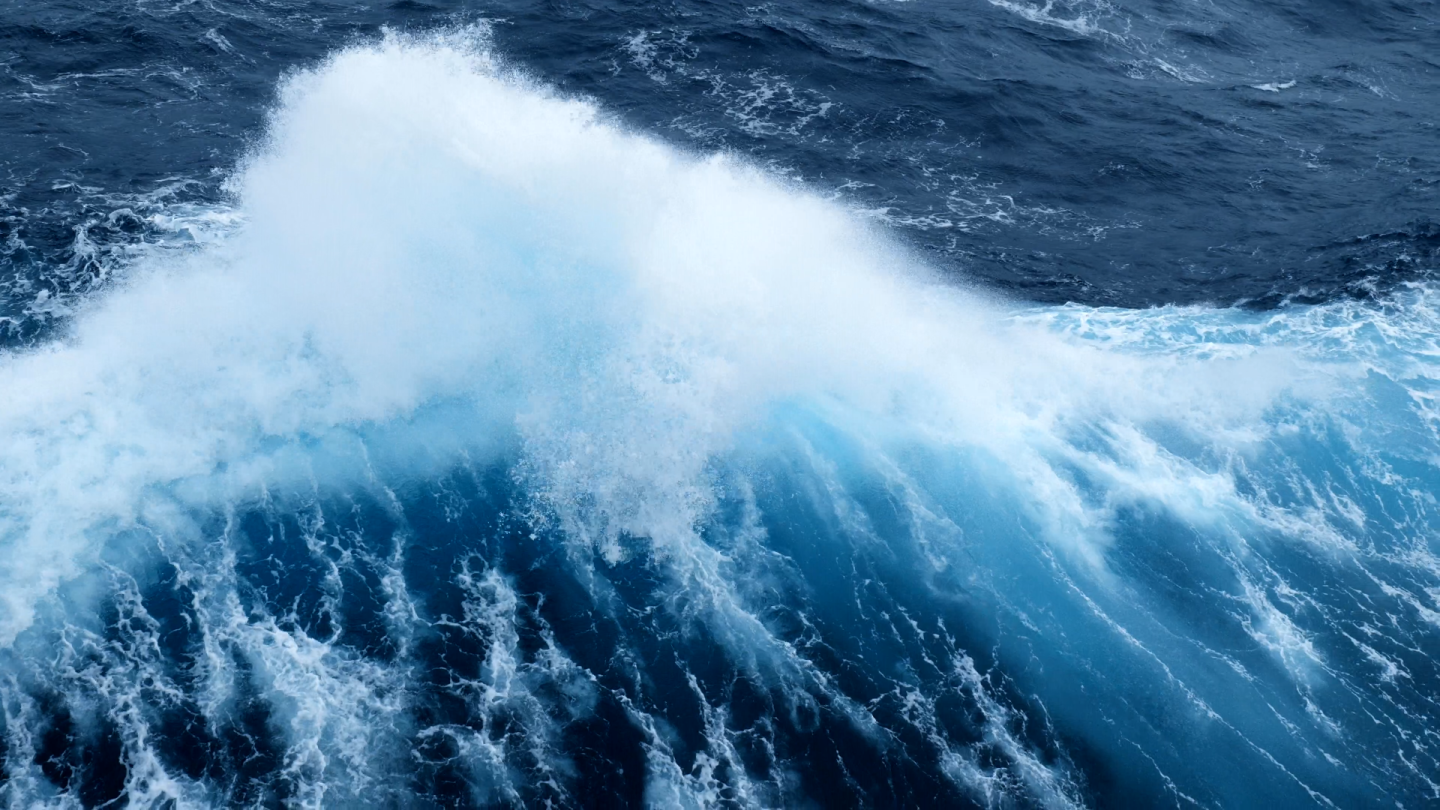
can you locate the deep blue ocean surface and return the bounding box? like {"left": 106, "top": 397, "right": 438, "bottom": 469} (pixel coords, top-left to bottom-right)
{"left": 1, "top": 1, "right": 1438, "bottom": 807}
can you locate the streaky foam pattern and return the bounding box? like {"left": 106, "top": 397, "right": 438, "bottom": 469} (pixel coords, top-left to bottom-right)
{"left": 0, "top": 31, "right": 1436, "bottom": 808}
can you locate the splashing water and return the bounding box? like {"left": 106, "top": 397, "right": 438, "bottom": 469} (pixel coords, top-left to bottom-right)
{"left": 0, "top": 32, "right": 1436, "bottom": 808}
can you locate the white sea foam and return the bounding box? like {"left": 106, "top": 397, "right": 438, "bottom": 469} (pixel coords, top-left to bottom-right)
{"left": 1252, "top": 80, "right": 1297, "bottom": 93}
{"left": 985, "top": 0, "right": 1116, "bottom": 38}
{"left": 1, "top": 29, "right": 1438, "bottom": 806}
{"left": 0, "top": 22, "right": 1401, "bottom": 649}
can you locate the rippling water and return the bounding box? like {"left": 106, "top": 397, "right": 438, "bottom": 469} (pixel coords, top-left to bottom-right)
{"left": 0, "top": 3, "right": 1437, "bottom": 808}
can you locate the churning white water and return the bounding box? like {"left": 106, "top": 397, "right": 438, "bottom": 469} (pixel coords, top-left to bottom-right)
{"left": 0, "top": 31, "right": 1436, "bottom": 808}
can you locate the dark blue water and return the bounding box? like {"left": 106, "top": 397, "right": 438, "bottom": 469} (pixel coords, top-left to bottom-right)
{"left": 1, "top": 1, "right": 1438, "bottom": 807}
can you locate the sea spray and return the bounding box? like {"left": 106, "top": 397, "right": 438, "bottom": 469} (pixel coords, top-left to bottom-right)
{"left": 0, "top": 32, "right": 1435, "bottom": 807}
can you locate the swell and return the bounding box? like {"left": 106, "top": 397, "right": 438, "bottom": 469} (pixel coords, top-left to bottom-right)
{"left": 0, "top": 32, "right": 1436, "bottom": 808}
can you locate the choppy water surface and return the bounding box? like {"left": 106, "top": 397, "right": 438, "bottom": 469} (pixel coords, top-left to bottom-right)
{"left": 0, "top": 2, "right": 1438, "bottom": 808}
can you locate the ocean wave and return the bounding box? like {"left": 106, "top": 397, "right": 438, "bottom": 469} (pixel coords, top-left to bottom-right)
{"left": 0, "top": 32, "right": 1436, "bottom": 807}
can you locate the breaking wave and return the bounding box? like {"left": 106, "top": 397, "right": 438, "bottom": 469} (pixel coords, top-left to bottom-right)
{"left": 0, "top": 33, "right": 1436, "bottom": 807}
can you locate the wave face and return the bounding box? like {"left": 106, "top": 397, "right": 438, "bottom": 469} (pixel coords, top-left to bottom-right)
{"left": 1, "top": 35, "right": 1439, "bottom": 809}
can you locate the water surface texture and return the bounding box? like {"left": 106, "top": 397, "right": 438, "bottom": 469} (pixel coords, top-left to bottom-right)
{"left": 0, "top": 2, "right": 1438, "bottom": 808}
